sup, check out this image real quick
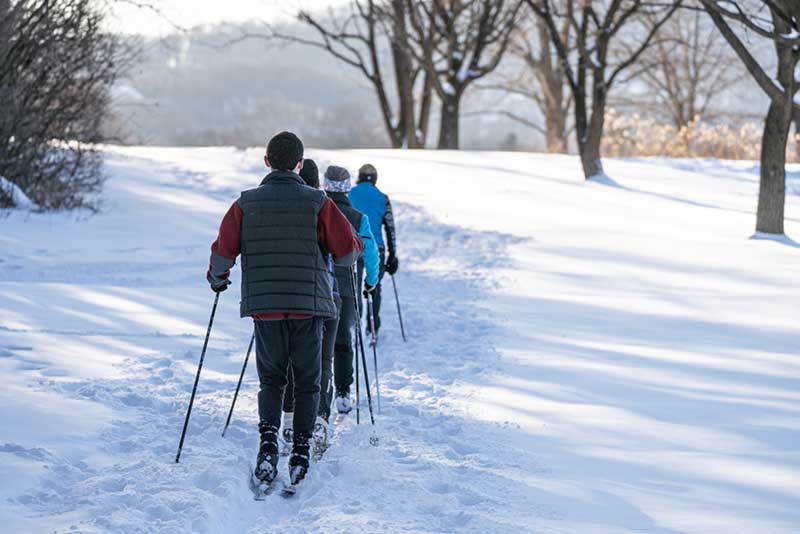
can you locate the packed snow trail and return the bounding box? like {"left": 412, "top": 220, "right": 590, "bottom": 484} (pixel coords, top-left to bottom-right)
{"left": 1, "top": 147, "right": 799, "bottom": 533}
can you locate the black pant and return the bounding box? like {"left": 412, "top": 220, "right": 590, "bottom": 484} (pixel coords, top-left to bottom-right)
{"left": 283, "top": 296, "right": 341, "bottom": 421}
{"left": 334, "top": 294, "right": 358, "bottom": 393}
{"left": 255, "top": 317, "right": 322, "bottom": 436}
{"left": 357, "top": 245, "right": 386, "bottom": 333}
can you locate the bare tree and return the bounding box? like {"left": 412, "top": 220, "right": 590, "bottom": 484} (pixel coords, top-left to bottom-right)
{"left": 384, "top": 0, "right": 435, "bottom": 148}
{"left": 795, "top": 108, "right": 800, "bottom": 163}
{"left": 0, "top": 0, "right": 123, "bottom": 210}
{"left": 481, "top": 11, "right": 572, "bottom": 152}
{"left": 624, "top": 7, "right": 744, "bottom": 129}
{"left": 406, "top": 0, "right": 524, "bottom": 149}
{"left": 699, "top": 0, "right": 800, "bottom": 235}
{"left": 524, "top": 0, "right": 682, "bottom": 179}
{"left": 249, "top": 1, "right": 434, "bottom": 149}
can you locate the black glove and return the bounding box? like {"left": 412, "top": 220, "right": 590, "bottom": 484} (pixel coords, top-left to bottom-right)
{"left": 363, "top": 282, "right": 376, "bottom": 298}
{"left": 385, "top": 254, "right": 398, "bottom": 275}
{"left": 207, "top": 272, "right": 231, "bottom": 293}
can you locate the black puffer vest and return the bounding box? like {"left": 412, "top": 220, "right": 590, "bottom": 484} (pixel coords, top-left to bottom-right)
{"left": 237, "top": 171, "right": 336, "bottom": 319}
{"left": 327, "top": 192, "right": 364, "bottom": 298}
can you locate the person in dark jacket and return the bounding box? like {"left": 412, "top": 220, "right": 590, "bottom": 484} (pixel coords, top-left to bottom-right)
{"left": 281, "top": 158, "right": 341, "bottom": 455}
{"left": 207, "top": 133, "right": 361, "bottom": 488}
{"left": 323, "top": 165, "right": 380, "bottom": 414}
{"left": 349, "top": 163, "right": 397, "bottom": 342}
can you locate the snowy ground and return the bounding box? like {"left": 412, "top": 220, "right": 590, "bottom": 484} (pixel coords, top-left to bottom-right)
{"left": 1, "top": 147, "right": 799, "bottom": 533}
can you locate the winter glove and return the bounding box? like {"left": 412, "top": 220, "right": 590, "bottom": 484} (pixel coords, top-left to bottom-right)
{"left": 363, "top": 282, "right": 376, "bottom": 298}
{"left": 385, "top": 254, "right": 398, "bottom": 275}
{"left": 207, "top": 271, "right": 231, "bottom": 293}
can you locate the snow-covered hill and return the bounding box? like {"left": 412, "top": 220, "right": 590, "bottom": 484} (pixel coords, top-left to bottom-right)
{"left": 1, "top": 147, "right": 798, "bottom": 533}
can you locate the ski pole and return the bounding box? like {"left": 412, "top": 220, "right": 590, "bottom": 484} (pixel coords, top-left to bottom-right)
{"left": 355, "top": 311, "right": 379, "bottom": 445}
{"left": 355, "top": 306, "right": 361, "bottom": 425}
{"left": 390, "top": 274, "right": 406, "bottom": 342}
{"left": 350, "top": 266, "right": 377, "bottom": 435}
{"left": 176, "top": 292, "right": 220, "bottom": 463}
{"left": 350, "top": 266, "right": 361, "bottom": 424}
{"left": 221, "top": 331, "right": 255, "bottom": 438}
{"left": 366, "top": 293, "right": 381, "bottom": 414}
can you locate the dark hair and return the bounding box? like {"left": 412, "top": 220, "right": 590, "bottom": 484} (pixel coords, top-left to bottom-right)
{"left": 299, "top": 158, "right": 320, "bottom": 188}
{"left": 266, "top": 131, "right": 304, "bottom": 171}
{"left": 357, "top": 163, "right": 378, "bottom": 184}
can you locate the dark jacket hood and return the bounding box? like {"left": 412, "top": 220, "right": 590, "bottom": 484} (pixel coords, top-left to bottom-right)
{"left": 327, "top": 191, "right": 353, "bottom": 207}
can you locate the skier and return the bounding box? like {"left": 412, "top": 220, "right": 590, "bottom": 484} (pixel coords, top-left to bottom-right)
{"left": 207, "top": 133, "right": 361, "bottom": 493}
{"left": 349, "top": 163, "right": 397, "bottom": 343}
{"left": 322, "top": 165, "right": 380, "bottom": 414}
{"left": 281, "top": 158, "right": 341, "bottom": 455}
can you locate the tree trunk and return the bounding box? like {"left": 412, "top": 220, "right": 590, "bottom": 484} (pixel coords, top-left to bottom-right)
{"left": 793, "top": 106, "right": 800, "bottom": 163}
{"left": 416, "top": 72, "right": 433, "bottom": 148}
{"left": 544, "top": 102, "right": 568, "bottom": 153}
{"left": 437, "top": 94, "right": 461, "bottom": 150}
{"left": 580, "top": 81, "right": 607, "bottom": 179}
{"left": 370, "top": 72, "right": 404, "bottom": 149}
{"left": 396, "top": 65, "right": 418, "bottom": 148}
{"left": 756, "top": 98, "right": 790, "bottom": 234}
{"left": 580, "top": 133, "right": 603, "bottom": 179}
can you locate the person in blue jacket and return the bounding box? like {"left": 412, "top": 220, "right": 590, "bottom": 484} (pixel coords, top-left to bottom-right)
{"left": 323, "top": 165, "right": 380, "bottom": 414}
{"left": 349, "top": 163, "right": 397, "bottom": 342}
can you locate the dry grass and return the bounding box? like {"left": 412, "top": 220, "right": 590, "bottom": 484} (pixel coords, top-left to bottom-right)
{"left": 602, "top": 109, "right": 800, "bottom": 163}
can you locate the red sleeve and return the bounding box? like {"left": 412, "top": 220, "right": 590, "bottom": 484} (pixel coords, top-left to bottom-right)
{"left": 212, "top": 201, "right": 243, "bottom": 259}
{"left": 318, "top": 198, "right": 362, "bottom": 260}
{"left": 208, "top": 201, "right": 242, "bottom": 280}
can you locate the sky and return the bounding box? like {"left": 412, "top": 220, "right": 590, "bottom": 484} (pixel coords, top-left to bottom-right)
{"left": 107, "top": 0, "right": 351, "bottom": 36}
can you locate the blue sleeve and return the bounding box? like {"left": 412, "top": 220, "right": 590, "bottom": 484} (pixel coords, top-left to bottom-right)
{"left": 359, "top": 216, "right": 380, "bottom": 286}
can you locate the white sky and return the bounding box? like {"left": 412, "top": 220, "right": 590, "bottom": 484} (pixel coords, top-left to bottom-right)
{"left": 107, "top": 0, "right": 350, "bottom": 36}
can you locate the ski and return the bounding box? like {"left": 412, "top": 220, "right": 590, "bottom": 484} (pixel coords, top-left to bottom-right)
{"left": 249, "top": 469, "right": 278, "bottom": 501}
{"left": 281, "top": 465, "right": 308, "bottom": 498}
{"left": 280, "top": 482, "right": 299, "bottom": 498}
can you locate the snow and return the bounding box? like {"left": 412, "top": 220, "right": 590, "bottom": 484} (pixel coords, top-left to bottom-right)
{"left": 1, "top": 147, "right": 799, "bottom": 533}
{"left": 0, "top": 175, "right": 36, "bottom": 210}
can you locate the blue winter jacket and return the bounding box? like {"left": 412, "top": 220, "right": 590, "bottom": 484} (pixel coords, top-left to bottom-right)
{"left": 349, "top": 182, "right": 396, "bottom": 256}
{"left": 328, "top": 255, "right": 339, "bottom": 298}
{"left": 359, "top": 216, "right": 380, "bottom": 286}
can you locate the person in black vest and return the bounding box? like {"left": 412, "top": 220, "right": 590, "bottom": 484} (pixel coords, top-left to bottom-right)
{"left": 322, "top": 166, "right": 380, "bottom": 414}
{"left": 207, "top": 133, "right": 361, "bottom": 488}
{"left": 281, "top": 159, "right": 341, "bottom": 455}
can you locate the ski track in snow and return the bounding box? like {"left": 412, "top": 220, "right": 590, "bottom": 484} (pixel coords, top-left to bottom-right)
{"left": 1, "top": 147, "right": 799, "bottom": 533}
{"left": 0, "top": 182, "right": 548, "bottom": 532}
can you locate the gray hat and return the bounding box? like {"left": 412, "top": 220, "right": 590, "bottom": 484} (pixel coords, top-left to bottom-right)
{"left": 324, "top": 165, "right": 352, "bottom": 193}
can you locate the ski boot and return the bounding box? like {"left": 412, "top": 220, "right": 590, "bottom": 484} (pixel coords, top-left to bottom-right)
{"left": 312, "top": 415, "right": 332, "bottom": 460}
{"left": 282, "top": 432, "right": 311, "bottom": 497}
{"left": 366, "top": 327, "right": 379, "bottom": 348}
{"left": 252, "top": 422, "right": 279, "bottom": 497}
{"left": 280, "top": 411, "right": 293, "bottom": 456}
{"left": 335, "top": 389, "right": 352, "bottom": 414}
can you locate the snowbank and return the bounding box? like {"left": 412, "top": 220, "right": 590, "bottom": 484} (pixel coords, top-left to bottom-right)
{"left": 1, "top": 147, "right": 798, "bottom": 533}
{"left": 0, "top": 175, "right": 36, "bottom": 210}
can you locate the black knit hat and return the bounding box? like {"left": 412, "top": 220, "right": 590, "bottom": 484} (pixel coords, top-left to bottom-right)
{"left": 299, "top": 158, "right": 320, "bottom": 188}
{"left": 357, "top": 163, "right": 377, "bottom": 184}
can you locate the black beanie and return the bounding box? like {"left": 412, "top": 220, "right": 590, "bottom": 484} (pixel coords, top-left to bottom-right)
{"left": 299, "top": 159, "right": 320, "bottom": 189}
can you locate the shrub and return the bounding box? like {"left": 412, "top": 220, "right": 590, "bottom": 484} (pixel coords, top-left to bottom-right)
{"left": 602, "top": 109, "right": 799, "bottom": 163}
{"left": 0, "top": 0, "right": 121, "bottom": 210}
